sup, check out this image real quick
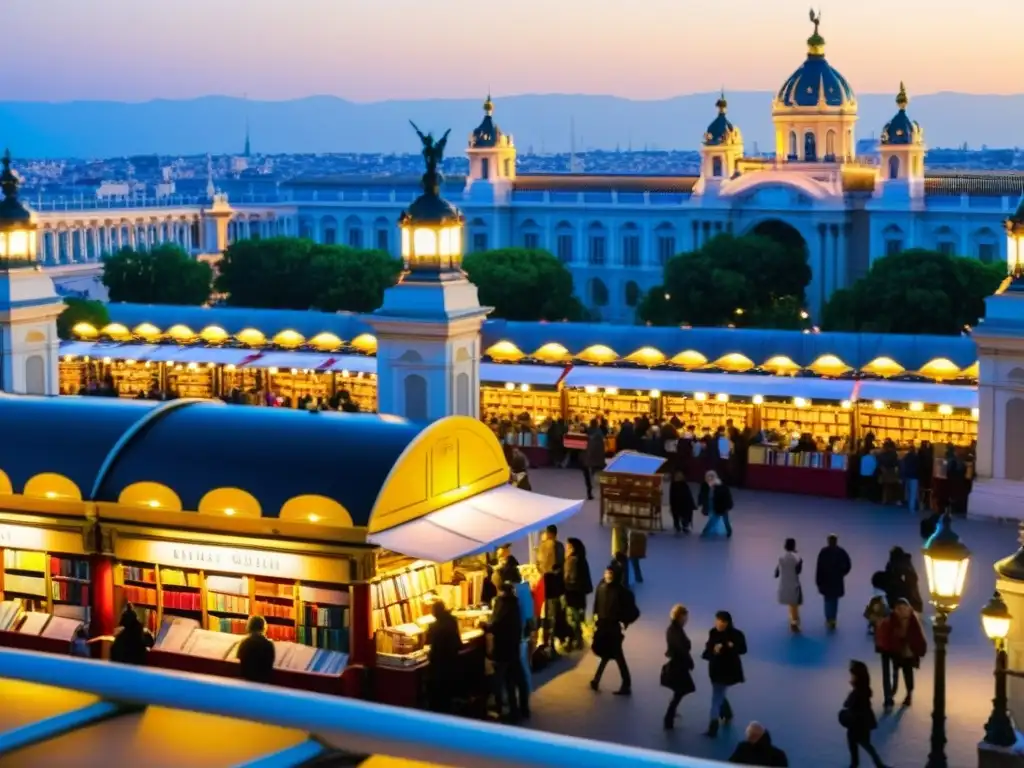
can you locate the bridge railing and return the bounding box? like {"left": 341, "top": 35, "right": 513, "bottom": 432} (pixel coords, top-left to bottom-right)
{"left": 0, "top": 648, "right": 728, "bottom": 768}
{"left": 28, "top": 194, "right": 286, "bottom": 212}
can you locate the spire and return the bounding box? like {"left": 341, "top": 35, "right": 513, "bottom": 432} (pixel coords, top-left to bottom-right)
{"left": 715, "top": 89, "right": 728, "bottom": 114}
{"left": 1, "top": 149, "right": 19, "bottom": 201}
{"left": 243, "top": 92, "right": 251, "bottom": 157}
{"left": 205, "top": 153, "right": 215, "bottom": 198}
{"left": 896, "top": 82, "right": 909, "bottom": 110}
{"left": 483, "top": 91, "right": 494, "bottom": 116}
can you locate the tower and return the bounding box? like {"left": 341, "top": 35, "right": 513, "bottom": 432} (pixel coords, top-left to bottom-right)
{"left": 0, "top": 150, "right": 62, "bottom": 395}
{"left": 771, "top": 10, "right": 858, "bottom": 163}
{"left": 877, "top": 83, "right": 925, "bottom": 197}
{"left": 697, "top": 91, "right": 744, "bottom": 189}
{"left": 369, "top": 125, "right": 490, "bottom": 422}
{"left": 244, "top": 119, "right": 251, "bottom": 158}
{"left": 199, "top": 193, "right": 234, "bottom": 265}
{"left": 465, "top": 95, "right": 516, "bottom": 193}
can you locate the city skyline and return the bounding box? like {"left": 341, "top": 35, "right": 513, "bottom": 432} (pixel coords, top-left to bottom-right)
{"left": 4, "top": 0, "right": 1022, "bottom": 102}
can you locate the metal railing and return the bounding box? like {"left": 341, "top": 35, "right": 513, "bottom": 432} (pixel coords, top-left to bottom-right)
{"left": 0, "top": 648, "right": 727, "bottom": 768}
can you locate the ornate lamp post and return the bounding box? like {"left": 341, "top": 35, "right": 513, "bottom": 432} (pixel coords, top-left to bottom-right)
{"left": 980, "top": 591, "right": 1017, "bottom": 747}
{"left": 1006, "top": 197, "right": 1024, "bottom": 283}
{"left": 399, "top": 122, "right": 465, "bottom": 281}
{"left": 0, "top": 150, "right": 38, "bottom": 267}
{"left": 922, "top": 513, "right": 971, "bottom": 768}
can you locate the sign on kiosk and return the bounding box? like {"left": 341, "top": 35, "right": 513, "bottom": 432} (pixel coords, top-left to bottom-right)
{"left": 0, "top": 524, "right": 47, "bottom": 550}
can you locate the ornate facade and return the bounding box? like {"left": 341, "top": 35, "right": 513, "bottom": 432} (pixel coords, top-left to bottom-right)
{"left": 31, "top": 13, "right": 1024, "bottom": 323}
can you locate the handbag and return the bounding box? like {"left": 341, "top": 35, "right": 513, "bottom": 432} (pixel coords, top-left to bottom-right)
{"left": 660, "top": 662, "right": 673, "bottom": 689}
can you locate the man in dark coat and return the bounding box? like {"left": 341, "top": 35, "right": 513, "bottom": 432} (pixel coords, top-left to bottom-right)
{"left": 562, "top": 537, "right": 593, "bottom": 651}
{"left": 484, "top": 583, "right": 528, "bottom": 720}
{"left": 237, "top": 616, "right": 276, "bottom": 684}
{"left": 729, "top": 721, "right": 789, "bottom": 766}
{"left": 815, "top": 534, "right": 852, "bottom": 631}
{"left": 581, "top": 419, "right": 606, "bottom": 500}
{"left": 426, "top": 601, "right": 464, "bottom": 714}
{"left": 537, "top": 524, "right": 566, "bottom": 655}
{"left": 589, "top": 567, "right": 637, "bottom": 695}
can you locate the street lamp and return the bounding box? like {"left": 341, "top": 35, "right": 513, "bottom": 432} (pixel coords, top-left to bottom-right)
{"left": 1006, "top": 196, "right": 1024, "bottom": 282}
{"left": 981, "top": 591, "right": 1017, "bottom": 747}
{"left": 0, "top": 149, "right": 38, "bottom": 266}
{"left": 399, "top": 123, "right": 464, "bottom": 281}
{"left": 922, "top": 513, "right": 971, "bottom": 768}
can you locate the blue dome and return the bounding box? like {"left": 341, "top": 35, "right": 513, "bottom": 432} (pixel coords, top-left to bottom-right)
{"left": 881, "top": 84, "right": 923, "bottom": 146}
{"left": 703, "top": 94, "right": 741, "bottom": 147}
{"left": 776, "top": 22, "right": 855, "bottom": 110}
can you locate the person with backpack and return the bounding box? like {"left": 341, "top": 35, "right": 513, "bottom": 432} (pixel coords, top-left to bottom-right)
{"left": 589, "top": 566, "right": 639, "bottom": 695}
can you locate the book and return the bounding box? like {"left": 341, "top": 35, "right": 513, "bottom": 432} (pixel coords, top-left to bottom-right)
{"left": 17, "top": 612, "right": 51, "bottom": 635}
{"left": 0, "top": 599, "right": 22, "bottom": 630}
{"left": 181, "top": 629, "right": 240, "bottom": 660}
{"left": 154, "top": 616, "right": 200, "bottom": 652}
{"left": 3, "top": 550, "right": 46, "bottom": 572}
{"left": 41, "top": 616, "right": 82, "bottom": 641}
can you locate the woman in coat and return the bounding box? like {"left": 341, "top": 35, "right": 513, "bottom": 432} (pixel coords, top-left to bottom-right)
{"left": 563, "top": 537, "right": 593, "bottom": 651}
{"left": 669, "top": 470, "right": 696, "bottom": 534}
{"left": 698, "top": 470, "right": 734, "bottom": 538}
{"left": 581, "top": 420, "right": 606, "bottom": 501}
{"left": 876, "top": 598, "right": 927, "bottom": 708}
{"left": 701, "top": 610, "right": 747, "bottom": 738}
{"left": 883, "top": 547, "right": 923, "bottom": 613}
{"left": 776, "top": 538, "right": 803, "bottom": 633}
{"left": 840, "top": 660, "right": 887, "bottom": 768}
{"left": 662, "top": 604, "right": 695, "bottom": 730}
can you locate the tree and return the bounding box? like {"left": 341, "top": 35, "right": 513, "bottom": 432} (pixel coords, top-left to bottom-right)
{"left": 214, "top": 237, "right": 401, "bottom": 312}
{"left": 102, "top": 243, "right": 213, "bottom": 305}
{"left": 638, "top": 234, "right": 812, "bottom": 328}
{"left": 56, "top": 298, "right": 110, "bottom": 340}
{"left": 821, "top": 249, "right": 1006, "bottom": 335}
{"left": 462, "top": 248, "right": 586, "bottom": 321}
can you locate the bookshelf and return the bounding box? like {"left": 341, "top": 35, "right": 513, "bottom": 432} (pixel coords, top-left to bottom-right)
{"left": 762, "top": 404, "right": 853, "bottom": 441}
{"left": 662, "top": 398, "right": 753, "bottom": 431}
{"left": 370, "top": 561, "right": 440, "bottom": 632}
{"left": 748, "top": 445, "right": 849, "bottom": 471}
{"left": 858, "top": 408, "right": 977, "bottom": 447}
{"left": 165, "top": 366, "right": 214, "bottom": 398}
{"left": 0, "top": 547, "right": 92, "bottom": 623}
{"left": 482, "top": 387, "right": 561, "bottom": 424}
{"left": 567, "top": 390, "right": 654, "bottom": 427}
{"left": 114, "top": 561, "right": 349, "bottom": 652}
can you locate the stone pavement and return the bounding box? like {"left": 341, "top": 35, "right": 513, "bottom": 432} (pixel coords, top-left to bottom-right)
{"left": 512, "top": 468, "right": 1016, "bottom": 767}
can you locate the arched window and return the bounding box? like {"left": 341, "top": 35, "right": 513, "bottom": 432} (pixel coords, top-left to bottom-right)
{"left": 555, "top": 221, "right": 574, "bottom": 264}
{"left": 470, "top": 218, "right": 488, "bottom": 253}
{"left": 587, "top": 222, "right": 607, "bottom": 266}
{"left": 320, "top": 216, "right": 337, "bottom": 245}
{"left": 655, "top": 222, "right": 676, "bottom": 266}
{"left": 404, "top": 374, "right": 427, "bottom": 421}
{"left": 934, "top": 226, "right": 956, "bottom": 256}
{"left": 804, "top": 132, "right": 817, "bottom": 162}
{"left": 888, "top": 156, "right": 900, "bottom": 180}
{"left": 624, "top": 280, "right": 641, "bottom": 307}
{"left": 975, "top": 227, "right": 998, "bottom": 263}
{"left": 344, "top": 215, "right": 363, "bottom": 248}
{"left": 25, "top": 355, "right": 45, "bottom": 395}
{"left": 620, "top": 223, "right": 640, "bottom": 267}
{"left": 456, "top": 373, "right": 470, "bottom": 416}
{"left": 480, "top": 158, "right": 490, "bottom": 180}
{"left": 373, "top": 216, "right": 390, "bottom": 252}
{"left": 590, "top": 277, "right": 609, "bottom": 307}
{"left": 521, "top": 219, "right": 541, "bottom": 250}
{"left": 788, "top": 131, "right": 798, "bottom": 159}
{"left": 712, "top": 156, "right": 723, "bottom": 178}
{"left": 825, "top": 130, "right": 836, "bottom": 159}
{"left": 883, "top": 224, "right": 904, "bottom": 257}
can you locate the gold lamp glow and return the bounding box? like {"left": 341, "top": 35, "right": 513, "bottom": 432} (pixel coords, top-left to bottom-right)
{"left": 1007, "top": 197, "right": 1024, "bottom": 280}
{"left": 399, "top": 123, "right": 465, "bottom": 278}
{"left": 922, "top": 514, "right": 970, "bottom": 612}
{"left": 981, "top": 592, "right": 1012, "bottom": 642}
{"left": 0, "top": 150, "right": 37, "bottom": 265}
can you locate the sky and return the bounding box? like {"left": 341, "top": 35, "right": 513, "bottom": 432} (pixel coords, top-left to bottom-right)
{"left": 2, "top": 0, "right": 1021, "bottom": 102}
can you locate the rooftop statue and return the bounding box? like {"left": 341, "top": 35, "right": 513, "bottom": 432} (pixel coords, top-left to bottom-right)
{"left": 809, "top": 8, "right": 821, "bottom": 36}
{"left": 409, "top": 121, "right": 451, "bottom": 193}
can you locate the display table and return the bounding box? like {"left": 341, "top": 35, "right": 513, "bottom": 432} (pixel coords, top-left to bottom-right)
{"left": 0, "top": 629, "right": 79, "bottom": 656}
{"left": 745, "top": 464, "right": 849, "bottom": 499}
{"left": 372, "top": 636, "right": 486, "bottom": 711}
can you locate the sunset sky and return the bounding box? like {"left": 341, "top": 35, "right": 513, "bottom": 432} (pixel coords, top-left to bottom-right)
{"left": 4, "top": 0, "right": 1021, "bottom": 102}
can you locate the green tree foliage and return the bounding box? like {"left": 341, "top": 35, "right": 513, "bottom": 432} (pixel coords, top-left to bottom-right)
{"left": 637, "top": 234, "right": 812, "bottom": 328}
{"left": 102, "top": 243, "right": 213, "bottom": 305}
{"left": 462, "top": 248, "right": 586, "bottom": 321}
{"left": 821, "top": 249, "right": 1006, "bottom": 335}
{"left": 214, "top": 237, "right": 401, "bottom": 312}
{"left": 56, "top": 298, "right": 110, "bottom": 340}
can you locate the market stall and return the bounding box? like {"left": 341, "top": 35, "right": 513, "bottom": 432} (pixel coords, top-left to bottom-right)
{"left": 598, "top": 451, "right": 667, "bottom": 530}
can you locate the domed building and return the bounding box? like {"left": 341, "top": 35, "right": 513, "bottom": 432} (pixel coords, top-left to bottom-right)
{"left": 878, "top": 83, "right": 925, "bottom": 182}
{"left": 771, "top": 10, "right": 858, "bottom": 162}
{"left": 465, "top": 94, "right": 516, "bottom": 187}
{"left": 699, "top": 92, "right": 744, "bottom": 182}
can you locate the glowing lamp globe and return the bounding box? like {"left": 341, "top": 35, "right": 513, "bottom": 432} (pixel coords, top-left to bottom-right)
{"left": 922, "top": 514, "right": 971, "bottom": 612}
{"left": 0, "top": 150, "right": 37, "bottom": 266}
{"left": 982, "top": 591, "right": 1012, "bottom": 642}
{"left": 1007, "top": 198, "right": 1024, "bottom": 281}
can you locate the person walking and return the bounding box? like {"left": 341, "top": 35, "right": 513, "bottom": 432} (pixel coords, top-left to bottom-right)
{"left": 582, "top": 419, "right": 606, "bottom": 500}
{"left": 483, "top": 582, "right": 528, "bottom": 722}
{"left": 670, "top": 469, "right": 696, "bottom": 534}
{"left": 563, "top": 537, "right": 593, "bottom": 651}
{"left": 661, "top": 604, "right": 696, "bottom": 730}
{"left": 537, "top": 524, "right": 566, "bottom": 656}
{"left": 728, "top": 721, "right": 789, "bottom": 766}
{"left": 876, "top": 597, "right": 927, "bottom": 708}
{"left": 839, "top": 660, "right": 889, "bottom": 768}
{"left": 815, "top": 534, "right": 852, "bottom": 631}
{"left": 900, "top": 444, "right": 920, "bottom": 512}
{"left": 589, "top": 566, "right": 638, "bottom": 695}
{"left": 702, "top": 610, "right": 747, "bottom": 738}
{"left": 698, "top": 470, "right": 734, "bottom": 538}
{"left": 775, "top": 538, "right": 803, "bottom": 633}
{"left": 883, "top": 547, "right": 923, "bottom": 613}
{"left": 237, "top": 616, "right": 276, "bottom": 684}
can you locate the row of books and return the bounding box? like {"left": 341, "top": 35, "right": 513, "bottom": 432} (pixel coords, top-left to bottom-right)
{"left": 208, "top": 616, "right": 247, "bottom": 634}
{"left": 372, "top": 597, "right": 430, "bottom": 629}
{"left": 50, "top": 580, "right": 89, "bottom": 605}
{"left": 161, "top": 568, "right": 201, "bottom": 588}
{"left": 0, "top": 600, "right": 83, "bottom": 639}
{"left": 369, "top": 563, "right": 439, "bottom": 609}
{"left": 206, "top": 593, "right": 250, "bottom": 615}
{"left": 132, "top": 605, "right": 159, "bottom": 633}
{"left": 376, "top": 624, "right": 425, "bottom": 655}
{"left": 121, "top": 565, "right": 157, "bottom": 584}
{"left": 296, "top": 625, "right": 348, "bottom": 652}
{"left": 50, "top": 557, "right": 91, "bottom": 580}
{"left": 753, "top": 448, "right": 848, "bottom": 470}
{"left": 163, "top": 590, "right": 202, "bottom": 611}
{"left": 4, "top": 574, "right": 46, "bottom": 597}
{"left": 300, "top": 603, "right": 347, "bottom": 629}
{"left": 255, "top": 580, "right": 295, "bottom": 599}
{"left": 255, "top": 600, "right": 294, "bottom": 619}
{"left": 124, "top": 585, "right": 158, "bottom": 606}
{"left": 3, "top": 550, "right": 46, "bottom": 572}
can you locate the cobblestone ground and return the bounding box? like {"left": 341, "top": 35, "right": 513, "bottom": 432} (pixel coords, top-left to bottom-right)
{"left": 512, "top": 467, "right": 1016, "bottom": 768}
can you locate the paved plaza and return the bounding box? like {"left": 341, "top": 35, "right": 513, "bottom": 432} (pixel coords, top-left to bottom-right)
{"left": 513, "top": 468, "right": 1018, "bottom": 767}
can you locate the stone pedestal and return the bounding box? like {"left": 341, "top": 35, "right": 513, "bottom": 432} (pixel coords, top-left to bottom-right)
{"left": 0, "top": 266, "right": 63, "bottom": 395}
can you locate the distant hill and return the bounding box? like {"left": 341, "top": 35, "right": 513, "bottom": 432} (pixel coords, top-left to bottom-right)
{"left": 1, "top": 92, "right": 1023, "bottom": 159}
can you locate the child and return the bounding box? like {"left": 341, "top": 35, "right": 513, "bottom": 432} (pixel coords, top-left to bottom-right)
{"left": 70, "top": 626, "right": 91, "bottom": 658}
{"left": 863, "top": 571, "right": 890, "bottom": 635}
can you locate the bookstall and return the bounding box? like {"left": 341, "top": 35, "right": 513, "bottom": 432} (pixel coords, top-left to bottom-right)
{"left": 746, "top": 445, "right": 850, "bottom": 498}
{"left": 598, "top": 451, "right": 667, "bottom": 530}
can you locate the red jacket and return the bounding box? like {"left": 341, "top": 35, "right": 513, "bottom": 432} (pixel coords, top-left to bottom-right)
{"left": 877, "top": 614, "right": 927, "bottom": 662}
